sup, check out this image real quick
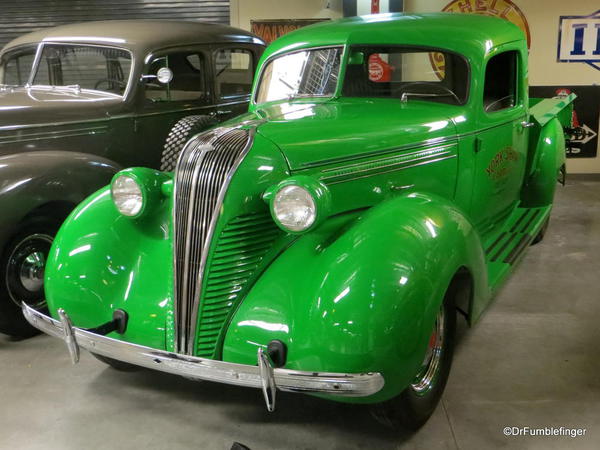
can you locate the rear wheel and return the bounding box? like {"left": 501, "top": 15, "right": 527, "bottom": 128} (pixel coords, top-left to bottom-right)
{"left": 0, "top": 217, "right": 62, "bottom": 338}
{"left": 371, "top": 292, "right": 456, "bottom": 430}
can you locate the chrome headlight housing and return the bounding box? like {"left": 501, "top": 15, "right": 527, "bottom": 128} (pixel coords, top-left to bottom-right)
{"left": 110, "top": 168, "right": 170, "bottom": 218}
{"left": 265, "top": 176, "right": 331, "bottom": 233}
{"left": 111, "top": 174, "right": 143, "bottom": 217}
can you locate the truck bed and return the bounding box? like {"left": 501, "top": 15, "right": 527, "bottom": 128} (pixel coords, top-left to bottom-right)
{"left": 529, "top": 93, "right": 576, "bottom": 128}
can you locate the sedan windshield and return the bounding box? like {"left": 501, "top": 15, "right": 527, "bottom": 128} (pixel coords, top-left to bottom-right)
{"left": 32, "top": 44, "right": 132, "bottom": 96}
{"left": 255, "top": 47, "right": 342, "bottom": 104}
{"left": 343, "top": 46, "right": 469, "bottom": 105}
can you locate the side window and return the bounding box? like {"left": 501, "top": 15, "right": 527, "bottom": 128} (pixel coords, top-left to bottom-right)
{"left": 214, "top": 49, "right": 253, "bottom": 99}
{"left": 144, "top": 51, "right": 208, "bottom": 103}
{"left": 483, "top": 51, "right": 518, "bottom": 113}
{"left": 0, "top": 47, "right": 36, "bottom": 85}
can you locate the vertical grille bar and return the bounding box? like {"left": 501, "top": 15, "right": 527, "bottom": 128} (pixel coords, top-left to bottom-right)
{"left": 173, "top": 127, "right": 251, "bottom": 355}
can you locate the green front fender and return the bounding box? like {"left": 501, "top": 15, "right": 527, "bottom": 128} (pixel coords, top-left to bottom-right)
{"left": 222, "top": 192, "right": 487, "bottom": 403}
{"left": 44, "top": 185, "right": 173, "bottom": 350}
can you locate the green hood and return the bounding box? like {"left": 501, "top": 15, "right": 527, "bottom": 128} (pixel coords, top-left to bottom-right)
{"left": 247, "top": 98, "right": 459, "bottom": 171}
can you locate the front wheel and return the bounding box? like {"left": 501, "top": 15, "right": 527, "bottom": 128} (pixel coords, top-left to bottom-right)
{"left": 0, "top": 217, "right": 62, "bottom": 338}
{"left": 371, "top": 293, "right": 456, "bottom": 430}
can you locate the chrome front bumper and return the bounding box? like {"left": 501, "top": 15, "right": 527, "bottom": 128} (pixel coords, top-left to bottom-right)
{"left": 22, "top": 304, "right": 384, "bottom": 411}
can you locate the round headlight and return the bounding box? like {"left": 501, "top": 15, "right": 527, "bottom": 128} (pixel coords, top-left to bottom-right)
{"left": 111, "top": 175, "right": 144, "bottom": 217}
{"left": 273, "top": 185, "right": 316, "bottom": 232}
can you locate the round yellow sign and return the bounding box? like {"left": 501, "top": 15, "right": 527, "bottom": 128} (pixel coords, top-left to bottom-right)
{"left": 430, "top": 0, "right": 531, "bottom": 79}
{"left": 442, "top": 0, "right": 531, "bottom": 47}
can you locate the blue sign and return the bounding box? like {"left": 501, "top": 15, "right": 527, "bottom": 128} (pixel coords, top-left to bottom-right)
{"left": 557, "top": 9, "right": 600, "bottom": 71}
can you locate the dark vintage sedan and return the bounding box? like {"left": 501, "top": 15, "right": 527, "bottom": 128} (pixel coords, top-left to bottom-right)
{"left": 0, "top": 20, "right": 265, "bottom": 337}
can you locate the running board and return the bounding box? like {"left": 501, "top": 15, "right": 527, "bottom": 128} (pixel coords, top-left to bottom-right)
{"left": 483, "top": 206, "right": 550, "bottom": 289}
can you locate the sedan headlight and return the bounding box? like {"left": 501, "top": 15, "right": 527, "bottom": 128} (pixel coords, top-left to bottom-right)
{"left": 110, "top": 168, "right": 170, "bottom": 218}
{"left": 112, "top": 174, "right": 144, "bottom": 217}
{"left": 265, "top": 176, "right": 331, "bottom": 233}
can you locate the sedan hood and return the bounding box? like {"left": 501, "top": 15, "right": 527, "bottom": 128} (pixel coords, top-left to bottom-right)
{"left": 252, "top": 99, "right": 459, "bottom": 170}
{"left": 0, "top": 87, "right": 121, "bottom": 128}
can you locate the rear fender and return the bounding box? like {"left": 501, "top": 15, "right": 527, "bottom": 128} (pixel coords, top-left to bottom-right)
{"left": 222, "top": 192, "right": 487, "bottom": 402}
{"left": 521, "top": 118, "right": 566, "bottom": 208}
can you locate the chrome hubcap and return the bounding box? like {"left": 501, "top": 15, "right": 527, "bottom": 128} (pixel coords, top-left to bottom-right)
{"left": 6, "top": 233, "right": 53, "bottom": 309}
{"left": 19, "top": 251, "right": 47, "bottom": 292}
{"left": 411, "top": 307, "right": 444, "bottom": 394}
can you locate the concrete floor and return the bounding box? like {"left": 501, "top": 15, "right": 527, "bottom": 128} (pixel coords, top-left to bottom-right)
{"left": 1, "top": 179, "right": 599, "bottom": 450}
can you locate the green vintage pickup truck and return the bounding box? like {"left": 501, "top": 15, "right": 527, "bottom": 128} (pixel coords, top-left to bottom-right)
{"left": 24, "top": 13, "right": 574, "bottom": 429}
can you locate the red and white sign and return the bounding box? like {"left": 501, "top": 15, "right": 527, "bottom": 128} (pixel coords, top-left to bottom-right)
{"left": 371, "top": 0, "right": 380, "bottom": 14}
{"left": 368, "top": 54, "right": 393, "bottom": 82}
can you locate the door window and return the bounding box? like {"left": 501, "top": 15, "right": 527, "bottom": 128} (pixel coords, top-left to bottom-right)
{"left": 214, "top": 49, "right": 253, "bottom": 99}
{"left": 483, "top": 51, "right": 518, "bottom": 113}
{"left": 0, "top": 46, "right": 37, "bottom": 85}
{"left": 144, "top": 52, "right": 208, "bottom": 103}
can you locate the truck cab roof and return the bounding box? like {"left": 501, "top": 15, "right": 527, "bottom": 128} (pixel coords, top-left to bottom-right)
{"left": 264, "top": 13, "right": 524, "bottom": 62}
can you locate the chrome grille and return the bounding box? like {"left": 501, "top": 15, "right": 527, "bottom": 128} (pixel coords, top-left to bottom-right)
{"left": 173, "top": 128, "right": 251, "bottom": 355}
{"left": 196, "top": 212, "right": 282, "bottom": 357}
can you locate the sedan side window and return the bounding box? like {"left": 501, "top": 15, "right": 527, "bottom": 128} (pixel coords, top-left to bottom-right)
{"left": 483, "top": 51, "right": 518, "bottom": 113}
{"left": 214, "top": 49, "right": 253, "bottom": 100}
{"left": 0, "top": 47, "right": 37, "bottom": 85}
{"left": 144, "top": 52, "right": 208, "bottom": 103}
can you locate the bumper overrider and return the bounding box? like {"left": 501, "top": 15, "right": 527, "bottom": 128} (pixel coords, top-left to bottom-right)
{"left": 22, "top": 304, "right": 384, "bottom": 411}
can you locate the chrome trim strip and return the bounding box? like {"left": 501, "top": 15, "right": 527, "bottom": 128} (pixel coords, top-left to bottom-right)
{"left": 319, "top": 143, "right": 456, "bottom": 183}
{"left": 0, "top": 117, "right": 112, "bottom": 133}
{"left": 0, "top": 125, "right": 108, "bottom": 145}
{"left": 324, "top": 154, "right": 458, "bottom": 185}
{"left": 22, "top": 304, "right": 385, "bottom": 407}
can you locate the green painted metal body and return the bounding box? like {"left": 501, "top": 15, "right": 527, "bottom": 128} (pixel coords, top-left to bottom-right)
{"left": 44, "top": 13, "right": 574, "bottom": 404}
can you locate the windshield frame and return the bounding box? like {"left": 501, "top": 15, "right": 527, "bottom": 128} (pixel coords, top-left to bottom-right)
{"left": 252, "top": 44, "right": 346, "bottom": 106}
{"left": 27, "top": 41, "right": 135, "bottom": 100}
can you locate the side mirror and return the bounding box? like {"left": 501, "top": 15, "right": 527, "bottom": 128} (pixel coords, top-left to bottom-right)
{"left": 156, "top": 67, "right": 173, "bottom": 84}
{"left": 140, "top": 67, "right": 173, "bottom": 84}
{"left": 348, "top": 52, "right": 365, "bottom": 65}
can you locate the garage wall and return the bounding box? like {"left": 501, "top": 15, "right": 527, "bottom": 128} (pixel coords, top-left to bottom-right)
{"left": 0, "top": 0, "right": 230, "bottom": 50}
{"left": 229, "top": 0, "right": 344, "bottom": 31}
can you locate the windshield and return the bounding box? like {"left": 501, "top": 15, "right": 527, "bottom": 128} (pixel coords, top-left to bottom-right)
{"left": 32, "top": 44, "right": 132, "bottom": 96}
{"left": 0, "top": 46, "right": 37, "bottom": 86}
{"left": 342, "top": 46, "right": 469, "bottom": 105}
{"left": 255, "top": 47, "right": 342, "bottom": 104}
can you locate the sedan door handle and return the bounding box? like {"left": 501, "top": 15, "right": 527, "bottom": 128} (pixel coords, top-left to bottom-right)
{"left": 520, "top": 121, "right": 535, "bottom": 128}
{"left": 217, "top": 110, "right": 233, "bottom": 116}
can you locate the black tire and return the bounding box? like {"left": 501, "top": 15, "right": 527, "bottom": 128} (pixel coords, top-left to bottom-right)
{"left": 160, "top": 115, "right": 216, "bottom": 171}
{"left": 371, "top": 290, "right": 457, "bottom": 430}
{"left": 531, "top": 217, "right": 549, "bottom": 245}
{"left": 91, "top": 353, "right": 140, "bottom": 372}
{"left": 0, "top": 216, "right": 63, "bottom": 338}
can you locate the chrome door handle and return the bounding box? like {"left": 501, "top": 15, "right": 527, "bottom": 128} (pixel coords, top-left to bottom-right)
{"left": 520, "top": 121, "right": 535, "bottom": 128}
{"left": 217, "top": 110, "right": 233, "bottom": 115}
